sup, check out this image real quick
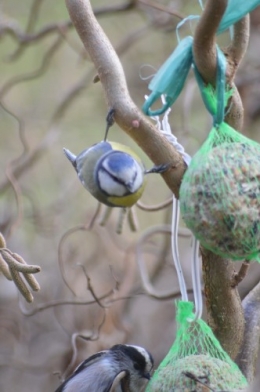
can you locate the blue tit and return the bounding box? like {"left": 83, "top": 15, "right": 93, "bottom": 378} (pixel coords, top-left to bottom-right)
{"left": 55, "top": 344, "right": 154, "bottom": 392}
{"left": 64, "top": 141, "right": 168, "bottom": 208}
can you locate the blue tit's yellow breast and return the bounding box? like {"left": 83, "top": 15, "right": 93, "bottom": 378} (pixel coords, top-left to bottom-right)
{"left": 107, "top": 181, "right": 146, "bottom": 207}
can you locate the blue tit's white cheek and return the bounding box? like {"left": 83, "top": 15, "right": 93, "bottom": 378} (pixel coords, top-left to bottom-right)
{"left": 98, "top": 170, "right": 127, "bottom": 196}
{"left": 101, "top": 155, "right": 144, "bottom": 192}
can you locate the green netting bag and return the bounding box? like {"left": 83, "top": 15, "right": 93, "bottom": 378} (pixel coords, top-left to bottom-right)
{"left": 146, "top": 301, "right": 248, "bottom": 392}
{"left": 179, "top": 85, "right": 260, "bottom": 262}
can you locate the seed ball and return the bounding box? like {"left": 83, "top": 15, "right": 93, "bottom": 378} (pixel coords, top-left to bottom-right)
{"left": 180, "top": 142, "right": 260, "bottom": 260}
{"left": 146, "top": 354, "right": 247, "bottom": 392}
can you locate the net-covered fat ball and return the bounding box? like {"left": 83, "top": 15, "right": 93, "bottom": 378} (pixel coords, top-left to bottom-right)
{"left": 146, "top": 354, "right": 247, "bottom": 392}
{"left": 180, "top": 142, "right": 260, "bottom": 261}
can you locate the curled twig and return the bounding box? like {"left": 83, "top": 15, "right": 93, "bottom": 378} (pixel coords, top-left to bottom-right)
{"left": 62, "top": 310, "right": 107, "bottom": 380}
{"left": 58, "top": 203, "right": 101, "bottom": 295}
{"left": 136, "top": 225, "right": 191, "bottom": 299}
{"left": 79, "top": 265, "right": 110, "bottom": 308}
{"left": 136, "top": 197, "right": 172, "bottom": 211}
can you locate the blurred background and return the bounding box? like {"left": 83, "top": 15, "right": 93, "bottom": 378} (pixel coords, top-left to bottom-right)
{"left": 0, "top": 0, "right": 260, "bottom": 390}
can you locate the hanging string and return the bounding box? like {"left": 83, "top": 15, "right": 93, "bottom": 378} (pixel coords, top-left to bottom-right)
{"left": 148, "top": 95, "right": 203, "bottom": 319}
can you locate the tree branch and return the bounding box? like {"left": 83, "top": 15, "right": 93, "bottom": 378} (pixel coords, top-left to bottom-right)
{"left": 65, "top": 0, "right": 186, "bottom": 198}
{"left": 193, "top": 0, "right": 249, "bottom": 360}
{"left": 193, "top": 0, "right": 228, "bottom": 84}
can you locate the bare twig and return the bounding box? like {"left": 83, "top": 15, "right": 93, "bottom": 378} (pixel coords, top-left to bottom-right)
{"left": 136, "top": 197, "right": 172, "bottom": 211}
{"left": 0, "top": 1, "right": 136, "bottom": 53}
{"left": 62, "top": 310, "right": 107, "bottom": 380}
{"left": 231, "top": 261, "right": 250, "bottom": 288}
{"left": 79, "top": 265, "right": 110, "bottom": 308}
{"left": 19, "top": 292, "right": 114, "bottom": 317}
{"left": 138, "top": 0, "right": 184, "bottom": 20}
{"left": 58, "top": 204, "right": 101, "bottom": 295}
{"left": 236, "top": 281, "right": 260, "bottom": 382}
{"left": 0, "top": 35, "right": 64, "bottom": 99}
{"left": 136, "top": 225, "right": 194, "bottom": 300}
{"left": 8, "top": 0, "right": 45, "bottom": 60}
{"left": 127, "top": 207, "right": 139, "bottom": 231}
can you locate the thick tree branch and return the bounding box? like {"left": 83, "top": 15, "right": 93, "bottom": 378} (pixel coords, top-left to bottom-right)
{"left": 226, "top": 15, "right": 250, "bottom": 80}
{"left": 193, "top": 0, "right": 249, "bottom": 360}
{"left": 201, "top": 249, "right": 244, "bottom": 359}
{"left": 65, "top": 0, "right": 186, "bottom": 198}
{"left": 225, "top": 15, "right": 250, "bottom": 129}
{"left": 193, "top": 0, "right": 228, "bottom": 84}
{"left": 193, "top": 3, "right": 250, "bottom": 131}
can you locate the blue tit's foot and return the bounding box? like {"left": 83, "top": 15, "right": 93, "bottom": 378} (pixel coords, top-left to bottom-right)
{"left": 145, "top": 163, "right": 170, "bottom": 174}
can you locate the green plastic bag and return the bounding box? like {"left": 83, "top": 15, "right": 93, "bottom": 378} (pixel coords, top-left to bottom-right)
{"left": 218, "top": 0, "right": 260, "bottom": 34}
{"left": 179, "top": 86, "right": 260, "bottom": 261}
{"left": 146, "top": 301, "right": 248, "bottom": 392}
{"left": 142, "top": 36, "right": 193, "bottom": 116}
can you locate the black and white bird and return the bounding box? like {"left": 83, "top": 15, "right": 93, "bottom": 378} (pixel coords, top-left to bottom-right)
{"left": 55, "top": 344, "right": 154, "bottom": 392}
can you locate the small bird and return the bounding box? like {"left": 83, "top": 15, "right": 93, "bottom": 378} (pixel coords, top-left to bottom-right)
{"left": 54, "top": 344, "right": 154, "bottom": 392}
{"left": 63, "top": 109, "right": 169, "bottom": 208}
{"left": 64, "top": 141, "right": 146, "bottom": 208}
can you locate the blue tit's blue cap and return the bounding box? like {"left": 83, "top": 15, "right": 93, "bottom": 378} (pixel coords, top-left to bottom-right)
{"left": 103, "top": 151, "right": 135, "bottom": 174}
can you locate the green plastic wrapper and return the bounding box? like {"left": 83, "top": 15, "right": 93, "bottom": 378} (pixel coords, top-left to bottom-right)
{"left": 146, "top": 301, "right": 248, "bottom": 392}
{"left": 179, "top": 86, "right": 260, "bottom": 261}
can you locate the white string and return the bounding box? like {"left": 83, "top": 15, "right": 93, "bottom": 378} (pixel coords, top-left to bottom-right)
{"left": 171, "top": 197, "right": 188, "bottom": 301}
{"left": 148, "top": 94, "right": 203, "bottom": 320}
{"left": 191, "top": 238, "right": 203, "bottom": 320}
{"left": 147, "top": 95, "right": 191, "bottom": 166}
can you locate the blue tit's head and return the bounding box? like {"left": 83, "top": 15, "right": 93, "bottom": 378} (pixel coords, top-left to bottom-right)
{"left": 95, "top": 149, "right": 145, "bottom": 207}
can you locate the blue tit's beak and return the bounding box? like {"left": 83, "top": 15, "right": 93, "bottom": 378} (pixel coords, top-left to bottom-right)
{"left": 143, "top": 372, "right": 151, "bottom": 380}
{"left": 125, "top": 180, "right": 135, "bottom": 193}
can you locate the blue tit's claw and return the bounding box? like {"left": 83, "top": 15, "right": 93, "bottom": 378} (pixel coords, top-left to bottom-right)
{"left": 104, "top": 108, "right": 116, "bottom": 141}
{"left": 145, "top": 163, "right": 170, "bottom": 175}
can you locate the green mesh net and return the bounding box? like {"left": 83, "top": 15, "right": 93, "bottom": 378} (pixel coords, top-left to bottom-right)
{"left": 179, "top": 86, "right": 260, "bottom": 261}
{"left": 146, "top": 301, "right": 248, "bottom": 392}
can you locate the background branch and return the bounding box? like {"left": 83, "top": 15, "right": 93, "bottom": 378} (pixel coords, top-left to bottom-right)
{"left": 236, "top": 281, "right": 260, "bottom": 382}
